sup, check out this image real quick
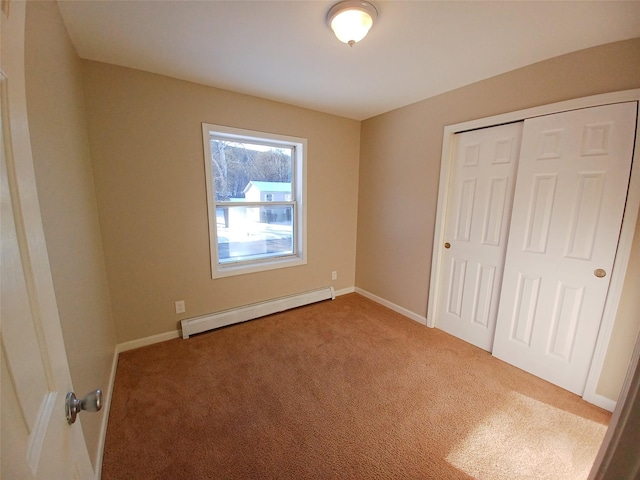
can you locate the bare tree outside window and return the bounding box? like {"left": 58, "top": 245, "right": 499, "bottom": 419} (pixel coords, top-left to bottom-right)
{"left": 210, "top": 139, "right": 292, "bottom": 201}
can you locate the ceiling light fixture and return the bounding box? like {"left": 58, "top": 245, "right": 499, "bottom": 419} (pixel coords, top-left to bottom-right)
{"left": 327, "top": 1, "right": 378, "bottom": 47}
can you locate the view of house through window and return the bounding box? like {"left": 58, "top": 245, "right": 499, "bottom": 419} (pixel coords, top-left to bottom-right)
{"left": 202, "top": 124, "right": 306, "bottom": 278}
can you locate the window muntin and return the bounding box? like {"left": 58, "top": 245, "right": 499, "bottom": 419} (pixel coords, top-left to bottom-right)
{"left": 202, "top": 124, "right": 306, "bottom": 278}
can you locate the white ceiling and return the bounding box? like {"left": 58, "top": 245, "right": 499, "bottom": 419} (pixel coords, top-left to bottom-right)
{"left": 57, "top": 1, "right": 640, "bottom": 121}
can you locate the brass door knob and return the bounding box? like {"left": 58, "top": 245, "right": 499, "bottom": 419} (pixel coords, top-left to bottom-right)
{"left": 444, "top": 242, "right": 451, "bottom": 249}
{"left": 594, "top": 269, "right": 606, "bottom": 278}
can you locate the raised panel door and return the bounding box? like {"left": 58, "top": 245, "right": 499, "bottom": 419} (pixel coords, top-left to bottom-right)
{"left": 492, "top": 102, "right": 637, "bottom": 394}
{"left": 437, "top": 122, "right": 523, "bottom": 350}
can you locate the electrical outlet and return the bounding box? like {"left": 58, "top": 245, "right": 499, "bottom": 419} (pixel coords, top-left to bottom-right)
{"left": 332, "top": 271, "right": 338, "bottom": 281}
{"left": 175, "top": 300, "right": 185, "bottom": 314}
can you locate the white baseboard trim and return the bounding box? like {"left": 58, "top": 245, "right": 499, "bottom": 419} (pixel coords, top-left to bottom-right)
{"left": 117, "top": 330, "right": 181, "bottom": 353}
{"left": 94, "top": 347, "right": 119, "bottom": 480}
{"left": 355, "top": 288, "right": 427, "bottom": 325}
{"left": 334, "top": 286, "right": 355, "bottom": 296}
{"left": 583, "top": 391, "right": 616, "bottom": 413}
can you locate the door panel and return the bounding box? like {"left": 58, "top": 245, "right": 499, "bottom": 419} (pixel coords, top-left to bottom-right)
{"left": 523, "top": 173, "right": 557, "bottom": 253}
{"left": 437, "top": 122, "right": 523, "bottom": 351}
{"left": 492, "top": 102, "right": 637, "bottom": 395}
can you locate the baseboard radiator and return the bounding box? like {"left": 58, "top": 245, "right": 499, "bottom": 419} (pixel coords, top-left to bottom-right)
{"left": 181, "top": 286, "right": 335, "bottom": 339}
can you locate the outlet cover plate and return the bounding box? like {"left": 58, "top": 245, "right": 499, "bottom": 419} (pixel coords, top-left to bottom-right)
{"left": 175, "top": 300, "right": 185, "bottom": 314}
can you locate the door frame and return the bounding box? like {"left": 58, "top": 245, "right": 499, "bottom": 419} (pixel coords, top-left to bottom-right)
{"left": 426, "top": 89, "right": 640, "bottom": 411}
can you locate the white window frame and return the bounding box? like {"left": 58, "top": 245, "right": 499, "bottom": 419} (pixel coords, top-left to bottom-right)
{"left": 202, "top": 123, "right": 307, "bottom": 278}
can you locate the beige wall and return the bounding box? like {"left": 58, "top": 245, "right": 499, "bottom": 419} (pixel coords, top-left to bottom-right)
{"left": 24, "top": 0, "right": 117, "bottom": 469}
{"left": 357, "top": 38, "right": 640, "bottom": 402}
{"left": 598, "top": 221, "right": 640, "bottom": 398}
{"left": 82, "top": 62, "right": 361, "bottom": 343}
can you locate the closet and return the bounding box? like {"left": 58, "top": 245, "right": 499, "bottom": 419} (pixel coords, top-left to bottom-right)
{"left": 429, "top": 98, "right": 639, "bottom": 401}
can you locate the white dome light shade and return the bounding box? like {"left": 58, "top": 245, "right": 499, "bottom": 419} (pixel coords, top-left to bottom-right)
{"left": 327, "top": 1, "right": 378, "bottom": 46}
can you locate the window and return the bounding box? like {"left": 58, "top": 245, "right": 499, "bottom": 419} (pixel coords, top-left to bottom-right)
{"left": 202, "top": 123, "right": 307, "bottom": 278}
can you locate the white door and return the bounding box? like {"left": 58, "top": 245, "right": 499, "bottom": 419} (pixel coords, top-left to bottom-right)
{"left": 492, "top": 102, "right": 637, "bottom": 395}
{"left": 1, "top": 3, "right": 94, "bottom": 479}
{"left": 437, "top": 122, "right": 523, "bottom": 351}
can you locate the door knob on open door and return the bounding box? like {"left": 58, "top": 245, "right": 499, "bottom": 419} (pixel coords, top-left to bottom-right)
{"left": 594, "top": 269, "right": 607, "bottom": 278}
{"left": 66, "top": 389, "right": 102, "bottom": 424}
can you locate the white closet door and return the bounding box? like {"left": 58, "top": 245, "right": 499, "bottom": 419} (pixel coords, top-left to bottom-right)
{"left": 492, "top": 102, "right": 637, "bottom": 395}
{"left": 437, "top": 122, "right": 523, "bottom": 351}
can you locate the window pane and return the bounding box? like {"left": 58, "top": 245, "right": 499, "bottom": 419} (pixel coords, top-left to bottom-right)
{"left": 209, "top": 138, "right": 292, "bottom": 201}
{"left": 216, "top": 205, "right": 294, "bottom": 264}
{"left": 203, "top": 123, "right": 306, "bottom": 278}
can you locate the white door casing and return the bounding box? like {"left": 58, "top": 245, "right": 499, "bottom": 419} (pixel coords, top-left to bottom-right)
{"left": 492, "top": 102, "right": 637, "bottom": 396}
{"left": 437, "top": 122, "right": 523, "bottom": 351}
{"left": 1, "top": 2, "right": 94, "bottom": 478}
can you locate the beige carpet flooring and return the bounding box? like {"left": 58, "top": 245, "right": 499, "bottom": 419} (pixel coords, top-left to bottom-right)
{"left": 102, "top": 293, "right": 610, "bottom": 479}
